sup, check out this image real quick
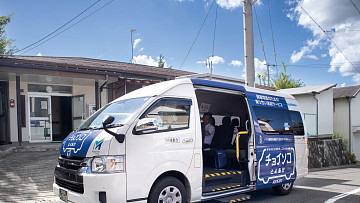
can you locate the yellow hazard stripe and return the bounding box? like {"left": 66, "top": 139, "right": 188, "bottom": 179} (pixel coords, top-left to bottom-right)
{"left": 204, "top": 171, "right": 242, "bottom": 178}
{"left": 228, "top": 196, "right": 251, "bottom": 202}
{"left": 211, "top": 184, "right": 243, "bottom": 192}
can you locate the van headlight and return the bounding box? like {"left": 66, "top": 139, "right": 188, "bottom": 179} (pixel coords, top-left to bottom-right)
{"left": 91, "top": 156, "right": 125, "bottom": 173}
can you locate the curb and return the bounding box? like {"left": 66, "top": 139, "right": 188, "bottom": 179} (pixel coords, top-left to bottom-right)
{"left": 0, "top": 145, "right": 61, "bottom": 159}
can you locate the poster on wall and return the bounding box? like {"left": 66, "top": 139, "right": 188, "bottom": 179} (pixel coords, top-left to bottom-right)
{"left": 41, "top": 101, "right": 47, "bottom": 110}
{"left": 88, "top": 104, "right": 96, "bottom": 117}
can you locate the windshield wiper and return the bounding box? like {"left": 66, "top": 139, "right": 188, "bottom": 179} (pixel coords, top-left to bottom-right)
{"left": 106, "top": 123, "right": 124, "bottom": 128}
{"left": 78, "top": 126, "right": 102, "bottom": 131}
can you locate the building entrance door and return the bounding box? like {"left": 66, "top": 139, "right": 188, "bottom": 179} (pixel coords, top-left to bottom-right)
{"left": 0, "top": 81, "right": 9, "bottom": 144}
{"left": 29, "top": 95, "right": 52, "bottom": 142}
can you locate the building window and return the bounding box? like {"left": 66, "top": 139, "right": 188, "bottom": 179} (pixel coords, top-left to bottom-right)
{"left": 28, "top": 84, "right": 72, "bottom": 94}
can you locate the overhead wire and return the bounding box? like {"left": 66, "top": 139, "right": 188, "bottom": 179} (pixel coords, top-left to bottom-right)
{"left": 212, "top": 4, "right": 218, "bottom": 58}
{"left": 253, "top": 5, "right": 267, "bottom": 65}
{"left": 349, "top": 0, "right": 360, "bottom": 16}
{"left": 15, "top": 0, "right": 101, "bottom": 54}
{"left": 20, "top": 0, "right": 115, "bottom": 55}
{"left": 267, "top": 0, "right": 278, "bottom": 73}
{"left": 295, "top": 0, "right": 360, "bottom": 74}
{"left": 179, "top": 0, "right": 216, "bottom": 69}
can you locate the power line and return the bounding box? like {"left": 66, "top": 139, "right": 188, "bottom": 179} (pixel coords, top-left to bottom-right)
{"left": 253, "top": 5, "right": 267, "bottom": 64}
{"left": 19, "top": 0, "right": 115, "bottom": 55}
{"left": 16, "top": 0, "right": 101, "bottom": 54}
{"left": 295, "top": 0, "right": 360, "bottom": 74}
{"left": 267, "top": 0, "right": 278, "bottom": 73}
{"left": 349, "top": 0, "right": 360, "bottom": 16}
{"left": 179, "top": 0, "right": 216, "bottom": 69}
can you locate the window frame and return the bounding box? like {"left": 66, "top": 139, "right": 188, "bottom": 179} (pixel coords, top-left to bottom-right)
{"left": 137, "top": 97, "right": 192, "bottom": 135}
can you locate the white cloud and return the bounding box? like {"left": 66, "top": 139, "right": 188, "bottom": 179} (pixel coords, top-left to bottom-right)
{"left": 289, "top": 0, "right": 360, "bottom": 84}
{"left": 304, "top": 55, "right": 318, "bottom": 60}
{"left": 197, "top": 55, "right": 225, "bottom": 65}
{"left": 340, "top": 83, "right": 346, "bottom": 87}
{"left": 229, "top": 60, "right": 242, "bottom": 67}
{"left": 290, "top": 38, "right": 320, "bottom": 63}
{"left": 321, "top": 53, "right": 327, "bottom": 58}
{"left": 133, "top": 38, "right": 142, "bottom": 48}
{"left": 133, "top": 55, "right": 158, "bottom": 67}
{"left": 37, "top": 52, "right": 42, "bottom": 56}
{"left": 139, "top": 47, "right": 144, "bottom": 51}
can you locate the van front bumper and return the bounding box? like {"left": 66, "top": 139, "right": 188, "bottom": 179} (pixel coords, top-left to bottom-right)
{"left": 53, "top": 173, "right": 126, "bottom": 203}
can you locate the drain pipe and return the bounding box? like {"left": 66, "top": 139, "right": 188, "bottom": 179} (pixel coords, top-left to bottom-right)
{"left": 99, "top": 75, "right": 109, "bottom": 108}
{"left": 311, "top": 91, "right": 319, "bottom": 137}
{"left": 346, "top": 96, "right": 351, "bottom": 153}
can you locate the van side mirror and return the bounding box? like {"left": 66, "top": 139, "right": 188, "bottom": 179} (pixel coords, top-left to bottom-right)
{"left": 102, "top": 115, "right": 125, "bottom": 143}
{"left": 135, "top": 118, "right": 159, "bottom": 134}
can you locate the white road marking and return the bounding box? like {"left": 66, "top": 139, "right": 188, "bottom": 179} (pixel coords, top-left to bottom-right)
{"left": 324, "top": 187, "right": 360, "bottom": 203}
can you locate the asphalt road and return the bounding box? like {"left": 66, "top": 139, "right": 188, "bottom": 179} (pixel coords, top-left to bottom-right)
{"left": 0, "top": 150, "right": 359, "bottom": 202}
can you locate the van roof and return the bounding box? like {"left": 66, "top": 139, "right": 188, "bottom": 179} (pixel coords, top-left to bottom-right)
{"left": 112, "top": 78, "right": 295, "bottom": 102}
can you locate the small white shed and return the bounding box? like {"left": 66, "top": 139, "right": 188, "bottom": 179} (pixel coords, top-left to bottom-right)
{"left": 279, "top": 84, "right": 336, "bottom": 138}
{"left": 333, "top": 85, "right": 360, "bottom": 160}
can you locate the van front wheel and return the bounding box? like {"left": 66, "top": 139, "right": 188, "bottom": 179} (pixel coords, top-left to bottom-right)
{"left": 148, "top": 177, "right": 187, "bottom": 203}
{"left": 272, "top": 182, "right": 293, "bottom": 195}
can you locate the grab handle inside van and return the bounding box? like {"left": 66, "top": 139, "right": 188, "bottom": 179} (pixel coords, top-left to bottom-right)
{"left": 236, "top": 131, "right": 248, "bottom": 162}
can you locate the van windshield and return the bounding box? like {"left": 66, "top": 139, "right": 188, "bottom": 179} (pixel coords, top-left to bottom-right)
{"left": 78, "top": 97, "right": 150, "bottom": 131}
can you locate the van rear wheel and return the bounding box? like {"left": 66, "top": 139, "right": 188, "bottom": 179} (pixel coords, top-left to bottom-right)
{"left": 148, "top": 177, "right": 187, "bottom": 203}
{"left": 272, "top": 182, "right": 293, "bottom": 195}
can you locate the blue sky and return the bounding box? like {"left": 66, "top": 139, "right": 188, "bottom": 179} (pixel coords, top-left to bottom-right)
{"left": 1, "top": 0, "right": 360, "bottom": 87}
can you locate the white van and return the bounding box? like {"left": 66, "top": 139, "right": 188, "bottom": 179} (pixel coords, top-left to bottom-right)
{"left": 53, "top": 78, "right": 308, "bottom": 203}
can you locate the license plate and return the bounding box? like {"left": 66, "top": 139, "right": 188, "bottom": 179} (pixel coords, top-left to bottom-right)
{"left": 59, "top": 188, "right": 68, "bottom": 202}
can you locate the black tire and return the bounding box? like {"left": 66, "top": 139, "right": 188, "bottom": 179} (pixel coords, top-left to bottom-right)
{"left": 272, "top": 182, "right": 293, "bottom": 195}
{"left": 148, "top": 177, "right": 187, "bottom": 203}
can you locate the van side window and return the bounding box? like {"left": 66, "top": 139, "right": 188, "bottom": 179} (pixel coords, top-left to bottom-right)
{"left": 253, "top": 106, "right": 292, "bottom": 135}
{"left": 141, "top": 98, "right": 191, "bottom": 132}
{"left": 289, "top": 111, "right": 305, "bottom": 135}
{"left": 253, "top": 106, "right": 305, "bottom": 135}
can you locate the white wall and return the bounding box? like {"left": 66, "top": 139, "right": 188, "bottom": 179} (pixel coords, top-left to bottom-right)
{"left": 293, "top": 88, "right": 333, "bottom": 137}
{"left": 333, "top": 98, "right": 350, "bottom": 141}
{"left": 317, "top": 88, "right": 333, "bottom": 136}
{"left": 351, "top": 95, "right": 360, "bottom": 160}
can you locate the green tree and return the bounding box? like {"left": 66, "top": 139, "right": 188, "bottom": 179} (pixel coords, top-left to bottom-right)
{"left": 157, "top": 54, "right": 172, "bottom": 68}
{"left": 0, "top": 13, "right": 16, "bottom": 55}
{"left": 256, "top": 73, "right": 266, "bottom": 86}
{"left": 158, "top": 54, "right": 165, "bottom": 68}
{"left": 272, "top": 61, "right": 304, "bottom": 90}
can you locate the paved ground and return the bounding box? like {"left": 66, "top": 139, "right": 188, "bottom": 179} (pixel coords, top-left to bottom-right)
{"left": 0, "top": 146, "right": 359, "bottom": 202}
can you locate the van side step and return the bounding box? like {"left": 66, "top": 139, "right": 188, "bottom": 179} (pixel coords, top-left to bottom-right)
{"left": 214, "top": 193, "right": 251, "bottom": 203}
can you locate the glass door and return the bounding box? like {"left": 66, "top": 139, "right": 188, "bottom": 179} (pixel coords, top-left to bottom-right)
{"left": 29, "top": 95, "right": 52, "bottom": 142}
{"left": 72, "top": 95, "right": 85, "bottom": 130}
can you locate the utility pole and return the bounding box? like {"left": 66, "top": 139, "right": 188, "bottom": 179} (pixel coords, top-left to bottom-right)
{"left": 266, "top": 62, "right": 270, "bottom": 86}
{"left": 131, "top": 29, "right": 136, "bottom": 63}
{"left": 243, "top": 0, "right": 257, "bottom": 87}
{"left": 206, "top": 56, "right": 213, "bottom": 80}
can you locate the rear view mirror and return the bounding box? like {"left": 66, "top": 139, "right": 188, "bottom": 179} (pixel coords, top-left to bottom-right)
{"left": 102, "top": 115, "right": 115, "bottom": 126}
{"left": 135, "top": 118, "right": 159, "bottom": 134}
{"left": 102, "top": 115, "right": 125, "bottom": 143}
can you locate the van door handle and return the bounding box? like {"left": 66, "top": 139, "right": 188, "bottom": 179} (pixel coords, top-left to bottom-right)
{"left": 182, "top": 138, "right": 193, "bottom": 143}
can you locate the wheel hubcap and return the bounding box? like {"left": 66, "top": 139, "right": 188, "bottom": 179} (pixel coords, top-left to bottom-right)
{"left": 282, "top": 183, "right": 292, "bottom": 190}
{"left": 158, "top": 186, "right": 182, "bottom": 203}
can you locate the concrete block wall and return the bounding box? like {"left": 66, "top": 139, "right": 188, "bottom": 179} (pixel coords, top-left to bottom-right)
{"left": 308, "top": 139, "right": 350, "bottom": 168}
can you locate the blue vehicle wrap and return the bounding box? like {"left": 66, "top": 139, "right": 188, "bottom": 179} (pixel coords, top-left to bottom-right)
{"left": 247, "top": 91, "right": 296, "bottom": 189}
{"left": 60, "top": 130, "right": 102, "bottom": 158}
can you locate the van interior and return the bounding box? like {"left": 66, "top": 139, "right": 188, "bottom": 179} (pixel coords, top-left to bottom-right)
{"left": 195, "top": 89, "right": 252, "bottom": 195}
